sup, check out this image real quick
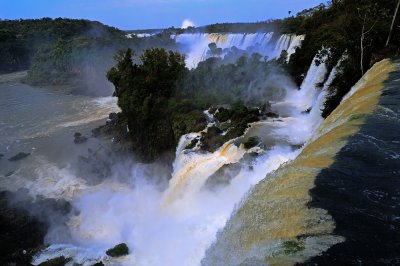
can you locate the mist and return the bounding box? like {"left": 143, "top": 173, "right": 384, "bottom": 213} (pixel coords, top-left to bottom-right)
{"left": 11, "top": 50, "right": 335, "bottom": 266}
{"left": 0, "top": 27, "right": 339, "bottom": 265}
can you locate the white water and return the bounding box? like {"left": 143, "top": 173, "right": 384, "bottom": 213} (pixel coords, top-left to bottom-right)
{"left": 25, "top": 51, "right": 337, "bottom": 266}
{"left": 173, "top": 33, "right": 304, "bottom": 68}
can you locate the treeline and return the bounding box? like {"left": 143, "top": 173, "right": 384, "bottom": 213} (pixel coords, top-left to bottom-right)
{"left": 27, "top": 31, "right": 176, "bottom": 96}
{"left": 287, "top": 0, "right": 400, "bottom": 117}
{"left": 0, "top": 18, "right": 178, "bottom": 95}
{"left": 0, "top": 18, "right": 122, "bottom": 74}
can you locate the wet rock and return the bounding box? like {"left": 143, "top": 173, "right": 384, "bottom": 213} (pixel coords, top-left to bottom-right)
{"left": 185, "top": 138, "right": 199, "bottom": 150}
{"left": 8, "top": 152, "right": 30, "bottom": 162}
{"left": 74, "top": 133, "right": 88, "bottom": 144}
{"left": 0, "top": 191, "right": 47, "bottom": 265}
{"left": 243, "top": 136, "right": 260, "bottom": 149}
{"left": 78, "top": 155, "right": 90, "bottom": 164}
{"left": 106, "top": 243, "right": 129, "bottom": 257}
{"left": 38, "top": 256, "right": 71, "bottom": 266}
{"left": 265, "top": 112, "right": 279, "bottom": 118}
{"left": 291, "top": 144, "right": 304, "bottom": 150}
{"left": 92, "top": 262, "right": 105, "bottom": 266}
{"left": 109, "top": 112, "right": 118, "bottom": 121}
{"left": 301, "top": 107, "right": 312, "bottom": 114}
{"left": 0, "top": 154, "right": 4, "bottom": 159}
{"left": 5, "top": 171, "right": 14, "bottom": 177}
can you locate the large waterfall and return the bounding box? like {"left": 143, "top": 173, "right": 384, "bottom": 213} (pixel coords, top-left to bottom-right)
{"left": 202, "top": 59, "right": 398, "bottom": 265}
{"left": 29, "top": 51, "right": 338, "bottom": 266}
{"left": 3, "top": 27, "right": 397, "bottom": 266}
{"left": 172, "top": 33, "right": 305, "bottom": 68}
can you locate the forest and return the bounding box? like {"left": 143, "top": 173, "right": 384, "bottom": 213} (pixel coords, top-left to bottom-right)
{"left": 0, "top": 18, "right": 177, "bottom": 95}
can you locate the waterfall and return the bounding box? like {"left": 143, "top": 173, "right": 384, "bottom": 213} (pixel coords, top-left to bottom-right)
{"left": 173, "top": 33, "right": 304, "bottom": 68}
{"left": 202, "top": 59, "right": 396, "bottom": 266}
{"left": 29, "top": 48, "right": 339, "bottom": 265}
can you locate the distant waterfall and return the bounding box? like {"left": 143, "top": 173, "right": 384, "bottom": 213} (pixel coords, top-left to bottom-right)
{"left": 172, "top": 33, "right": 305, "bottom": 68}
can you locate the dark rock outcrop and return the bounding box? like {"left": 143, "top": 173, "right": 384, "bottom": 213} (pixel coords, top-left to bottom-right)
{"left": 8, "top": 152, "right": 30, "bottom": 162}
{"left": 106, "top": 243, "right": 129, "bottom": 257}
{"left": 38, "top": 256, "right": 71, "bottom": 266}
{"left": 74, "top": 132, "right": 88, "bottom": 144}
{"left": 0, "top": 191, "right": 46, "bottom": 265}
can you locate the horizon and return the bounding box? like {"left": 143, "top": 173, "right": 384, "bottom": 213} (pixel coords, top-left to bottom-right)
{"left": 1, "top": 0, "right": 325, "bottom": 30}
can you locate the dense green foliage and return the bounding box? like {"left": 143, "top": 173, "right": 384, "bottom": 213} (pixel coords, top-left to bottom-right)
{"left": 107, "top": 48, "right": 190, "bottom": 160}
{"left": 286, "top": 0, "right": 400, "bottom": 117}
{"left": 0, "top": 18, "right": 177, "bottom": 96}
{"left": 27, "top": 33, "right": 176, "bottom": 95}
{"left": 0, "top": 18, "right": 122, "bottom": 74}
{"left": 199, "top": 21, "right": 282, "bottom": 34}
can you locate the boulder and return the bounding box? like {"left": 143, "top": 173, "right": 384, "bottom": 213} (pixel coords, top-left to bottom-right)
{"left": 5, "top": 171, "right": 14, "bottom": 177}
{"left": 243, "top": 136, "right": 260, "bottom": 149}
{"left": 106, "top": 243, "right": 129, "bottom": 257}
{"left": 8, "top": 152, "right": 30, "bottom": 162}
{"left": 74, "top": 134, "right": 88, "bottom": 144}
{"left": 109, "top": 112, "right": 118, "bottom": 121}
{"left": 38, "top": 256, "right": 71, "bottom": 266}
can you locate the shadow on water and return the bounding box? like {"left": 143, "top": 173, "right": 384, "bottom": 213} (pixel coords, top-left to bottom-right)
{"left": 301, "top": 64, "right": 400, "bottom": 265}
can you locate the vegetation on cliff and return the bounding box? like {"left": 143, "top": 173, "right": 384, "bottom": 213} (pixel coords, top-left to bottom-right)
{"left": 107, "top": 48, "right": 188, "bottom": 161}
{"left": 0, "top": 18, "right": 177, "bottom": 96}
{"left": 26, "top": 33, "right": 176, "bottom": 95}
{"left": 286, "top": 0, "right": 400, "bottom": 117}
{"left": 105, "top": 48, "right": 284, "bottom": 160}
{"left": 0, "top": 18, "right": 122, "bottom": 74}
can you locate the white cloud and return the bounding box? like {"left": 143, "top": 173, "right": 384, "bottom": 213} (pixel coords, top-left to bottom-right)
{"left": 181, "top": 19, "right": 195, "bottom": 29}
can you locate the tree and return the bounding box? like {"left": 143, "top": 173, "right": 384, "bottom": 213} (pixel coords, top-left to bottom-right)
{"left": 358, "top": 5, "right": 378, "bottom": 75}
{"left": 386, "top": 0, "right": 400, "bottom": 46}
{"left": 107, "top": 48, "right": 186, "bottom": 160}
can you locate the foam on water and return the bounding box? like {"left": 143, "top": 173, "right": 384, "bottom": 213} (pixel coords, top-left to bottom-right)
{"left": 26, "top": 52, "right": 336, "bottom": 266}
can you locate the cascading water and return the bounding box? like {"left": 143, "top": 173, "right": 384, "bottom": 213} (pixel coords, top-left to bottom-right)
{"left": 28, "top": 52, "right": 335, "bottom": 266}
{"left": 202, "top": 59, "right": 397, "bottom": 266}
{"left": 173, "top": 33, "right": 304, "bottom": 68}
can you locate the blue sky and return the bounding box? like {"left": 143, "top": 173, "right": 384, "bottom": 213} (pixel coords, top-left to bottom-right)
{"left": 1, "top": 0, "right": 324, "bottom": 30}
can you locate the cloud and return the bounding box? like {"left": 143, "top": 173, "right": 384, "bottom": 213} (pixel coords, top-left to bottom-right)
{"left": 181, "top": 19, "right": 195, "bottom": 29}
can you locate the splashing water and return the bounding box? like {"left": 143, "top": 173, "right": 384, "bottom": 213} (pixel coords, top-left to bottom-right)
{"left": 24, "top": 52, "right": 337, "bottom": 266}
{"left": 173, "top": 33, "right": 304, "bottom": 68}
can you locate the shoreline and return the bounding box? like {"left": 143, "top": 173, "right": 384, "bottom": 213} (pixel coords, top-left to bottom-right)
{"left": 0, "top": 71, "right": 28, "bottom": 84}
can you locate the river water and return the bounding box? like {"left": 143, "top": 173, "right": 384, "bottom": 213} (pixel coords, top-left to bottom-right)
{"left": 0, "top": 81, "right": 119, "bottom": 198}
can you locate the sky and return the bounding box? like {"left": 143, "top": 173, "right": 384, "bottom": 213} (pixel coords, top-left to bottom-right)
{"left": 1, "top": 0, "right": 324, "bottom": 30}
